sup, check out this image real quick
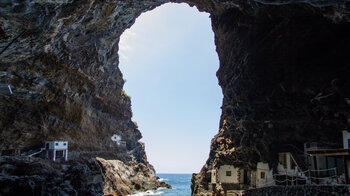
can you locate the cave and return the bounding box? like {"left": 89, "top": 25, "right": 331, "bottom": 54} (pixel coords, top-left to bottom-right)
{"left": 0, "top": 0, "right": 350, "bottom": 195}
{"left": 118, "top": 2, "right": 222, "bottom": 174}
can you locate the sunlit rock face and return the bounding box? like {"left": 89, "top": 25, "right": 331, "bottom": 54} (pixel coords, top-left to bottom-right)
{"left": 0, "top": 0, "right": 350, "bottom": 195}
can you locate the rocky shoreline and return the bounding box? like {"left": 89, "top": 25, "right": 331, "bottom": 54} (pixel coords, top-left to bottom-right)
{"left": 0, "top": 155, "right": 170, "bottom": 196}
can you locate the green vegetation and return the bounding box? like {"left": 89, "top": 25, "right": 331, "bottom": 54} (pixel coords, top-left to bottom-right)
{"left": 121, "top": 89, "right": 130, "bottom": 99}
{"left": 140, "top": 142, "right": 145, "bottom": 150}
{"left": 132, "top": 121, "right": 138, "bottom": 127}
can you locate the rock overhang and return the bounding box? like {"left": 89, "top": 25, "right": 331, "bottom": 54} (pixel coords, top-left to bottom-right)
{"left": 1, "top": 0, "right": 350, "bottom": 195}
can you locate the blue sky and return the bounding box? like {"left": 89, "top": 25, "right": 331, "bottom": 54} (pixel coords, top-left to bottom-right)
{"left": 119, "top": 3, "right": 222, "bottom": 174}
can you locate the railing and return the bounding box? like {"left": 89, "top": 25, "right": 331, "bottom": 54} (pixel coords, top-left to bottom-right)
{"left": 261, "top": 167, "right": 339, "bottom": 187}
{"left": 27, "top": 148, "right": 45, "bottom": 157}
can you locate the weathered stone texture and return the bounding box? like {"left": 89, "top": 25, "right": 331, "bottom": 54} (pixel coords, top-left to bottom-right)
{"left": 1, "top": 0, "right": 350, "bottom": 195}
{"left": 190, "top": 2, "right": 350, "bottom": 195}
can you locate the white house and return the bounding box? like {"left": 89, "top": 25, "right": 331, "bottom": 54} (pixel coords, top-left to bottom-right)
{"left": 255, "top": 162, "right": 275, "bottom": 188}
{"left": 218, "top": 165, "right": 240, "bottom": 184}
{"left": 209, "top": 164, "right": 252, "bottom": 192}
{"left": 43, "top": 141, "right": 68, "bottom": 161}
{"left": 209, "top": 152, "right": 307, "bottom": 191}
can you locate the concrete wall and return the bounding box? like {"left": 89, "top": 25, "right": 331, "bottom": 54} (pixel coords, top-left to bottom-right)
{"left": 45, "top": 141, "right": 68, "bottom": 150}
{"left": 243, "top": 185, "right": 350, "bottom": 196}
{"left": 343, "top": 131, "right": 350, "bottom": 149}
{"left": 218, "top": 165, "right": 239, "bottom": 183}
{"left": 256, "top": 162, "right": 274, "bottom": 188}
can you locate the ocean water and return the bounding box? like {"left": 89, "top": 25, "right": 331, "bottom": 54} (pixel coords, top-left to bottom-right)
{"left": 130, "top": 174, "right": 192, "bottom": 196}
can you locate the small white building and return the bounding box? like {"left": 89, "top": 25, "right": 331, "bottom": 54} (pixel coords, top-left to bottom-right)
{"left": 43, "top": 141, "right": 68, "bottom": 161}
{"left": 111, "top": 134, "right": 127, "bottom": 149}
{"left": 209, "top": 152, "right": 307, "bottom": 191}
{"left": 255, "top": 162, "right": 275, "bottom": 188}
{"left": 210, "top": 165, "right": 252, "bottom": 191}
{"left": 218, "top": 165, "right": 240, "bottom": 184}
{"left": 253, "top": 153, "right": 306, "bottom": 188}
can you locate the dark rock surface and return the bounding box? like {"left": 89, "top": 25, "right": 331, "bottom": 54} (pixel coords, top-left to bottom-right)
{"left": 0, "top": 155, "right": 170, "bottom": 196}
{"left": 0, "top": 0, "right": 350, "bottom": 195}
{"left": 192, "top": 2, "right": 350, "bottom": 195}
{"left": 0, "top": 156, "right": 104, "bottom": 196}
{"left": 243, "top": 185, "right": 350, "bottom": 196}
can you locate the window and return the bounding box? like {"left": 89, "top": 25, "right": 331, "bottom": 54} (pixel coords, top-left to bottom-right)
{"left": 260, "top": 172, "right": 265, "bottom": 179}
{"left": 226, "top": 171, "right": 231, "bottom": 176}
{"left": 63, "top": 143, "right": 67, "bottom": 146}
{"left": 55, "top": 143, "right": 58, "bottom": 146}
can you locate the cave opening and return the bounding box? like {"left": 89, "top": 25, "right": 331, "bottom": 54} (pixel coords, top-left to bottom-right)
{"left": 118, "top": 3, "right": 223, "bottom": 174}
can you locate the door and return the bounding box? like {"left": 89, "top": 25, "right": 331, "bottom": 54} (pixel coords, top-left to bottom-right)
{"left": 244, "top": 170, "right": 249, "bottom": 185}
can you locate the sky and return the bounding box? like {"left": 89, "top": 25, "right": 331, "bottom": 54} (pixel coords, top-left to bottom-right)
{"left": 118, "top": 3, "right": 223, "bottom": 174}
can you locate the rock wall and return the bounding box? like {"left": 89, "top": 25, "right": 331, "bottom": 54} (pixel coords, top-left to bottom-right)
{"left": 0, "top": 156, "right": 104, "bottom": 195}
{"left": 0, "top": 0, "right": 169, "bottom": 153}
{"left": 0, "top": 155, "right": 168, "bottom": 195}
{"left": 1, "top": 0, "right": 350, "bottom": 195}
{"left": 192, "top": 2, "right": 350, "bottom": 195}
{"left": 97, "top": 157, "right": 170, "bottom": 195}
{"left": 0, "top": 0, "right": 169, "bottom": 194}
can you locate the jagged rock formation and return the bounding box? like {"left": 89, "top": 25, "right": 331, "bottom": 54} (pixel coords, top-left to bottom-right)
{"left": 0, "top": 155, "right": 169, "bottom": 195}
{"left": 0, "top": 0, "right": 350, "bottom": 195}
{"left": 0, "top": 0, "right": 170, "bottom": 194}
{"left": 0, "top": 156, "right": 104, "bottom": 195}
{"left": 97, "top": 157, "right": 171, "bottom": 195}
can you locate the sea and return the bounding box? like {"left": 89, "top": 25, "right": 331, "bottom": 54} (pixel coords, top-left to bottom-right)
{"left": 129, "top": 174, "right": 192, "bottom": 196}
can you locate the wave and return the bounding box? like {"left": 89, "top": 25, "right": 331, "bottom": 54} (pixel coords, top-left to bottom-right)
{"left": 128, "top": 190, "right": 164, "bottom": 196}
{"left": 158, "top": 178, "right": 168, "bottom": 182}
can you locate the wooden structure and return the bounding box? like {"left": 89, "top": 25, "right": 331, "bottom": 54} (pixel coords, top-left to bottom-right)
{"left": 307, "top": 148, "right": 350, "bottom": 184}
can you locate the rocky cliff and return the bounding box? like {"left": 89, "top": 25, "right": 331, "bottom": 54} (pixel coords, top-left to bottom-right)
{"left": 191, "top": 1, "right": 350, "bottom": 195}
{"left": 0, "top": 0, "right": 169, "bottom": 194}
{"left": 0, "top": 0, "right": 349, "bottom": 195}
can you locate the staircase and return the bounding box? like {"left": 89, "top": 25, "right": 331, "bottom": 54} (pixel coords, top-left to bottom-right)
{"left": 27, "top": 148, "right": 45, "bottom": 157}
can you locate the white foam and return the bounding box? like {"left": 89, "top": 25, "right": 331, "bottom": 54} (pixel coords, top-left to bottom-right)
{"left": 128, "top": 190, "right": 164, "bottom": 196}
{"left": 158, "top": 178, "right": 168, "bottom": 182}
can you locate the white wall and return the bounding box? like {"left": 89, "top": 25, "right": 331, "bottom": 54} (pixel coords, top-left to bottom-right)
{"left": 46, "top": 141, "right": 68, "bottom": 150}
{"left": 256, "top": 162, "right": 274, "bottom": 188}
{"left": 343, "top": 130, "right": 350, "bottom": 149}
{"left": 218, "top": 165, "right": 239, "bottom": 183}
